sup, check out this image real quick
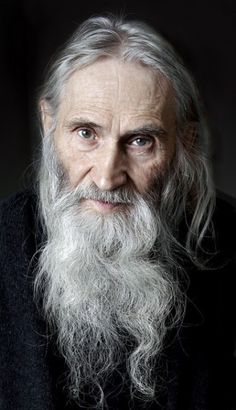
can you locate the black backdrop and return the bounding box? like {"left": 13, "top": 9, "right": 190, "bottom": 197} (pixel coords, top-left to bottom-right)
{"left": 0, "top": 0, "right": 235, "bottom": 199}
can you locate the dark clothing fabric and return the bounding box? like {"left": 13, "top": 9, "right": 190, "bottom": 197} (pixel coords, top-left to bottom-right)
{"left": 0, "top": 190, "right": 235, "bottom": 410}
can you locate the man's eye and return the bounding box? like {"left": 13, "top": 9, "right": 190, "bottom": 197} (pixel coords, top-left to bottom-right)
{"left": 77, "top": 128, "right": 96, "bottom": 140}
{"left": 130, "top": 136, "right": 153, "bottom": 147}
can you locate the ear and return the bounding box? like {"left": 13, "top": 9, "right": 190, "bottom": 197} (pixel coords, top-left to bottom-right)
{"left": 39, "top": 99, "right": 53, "bottom": 135}
{"left": 182, "top": 122, "right": 198, "bottom": 149}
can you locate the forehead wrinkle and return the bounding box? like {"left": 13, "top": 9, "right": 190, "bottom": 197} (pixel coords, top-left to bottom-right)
{"left": 59, "top": 59, "right": 176, "bottom": 136}
{"left": 114, "top": 81, "right": 165, "bottom": 136}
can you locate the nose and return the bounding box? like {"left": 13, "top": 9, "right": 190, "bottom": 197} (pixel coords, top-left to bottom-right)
{"left": 90, "top": 143, "right": 127, "bottom": 191}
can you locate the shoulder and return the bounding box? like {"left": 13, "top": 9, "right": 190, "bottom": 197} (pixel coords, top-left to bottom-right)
{"left": 0, "top": 190, "right": 39, "bottom": 268}
{"left": 181, "top": 193, "right": 236, "bottom": 409}
{"left": 0, "top": 189, "right": 36, "bottom": 221}
{"left": 0, "top": 189, "right": 37, "bottom": 236}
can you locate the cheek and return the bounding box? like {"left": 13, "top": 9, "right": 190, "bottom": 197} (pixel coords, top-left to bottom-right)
{"left": 130, "top": 163, "right": 163, "bottom": 194}
{"left": 130, "top": 150, "right": 172, "bottom": 194}
{"left": 54, "top": 136, "right": 91, "bottom": 187}
{"left": 67, "top": 155, "right": 92, "bottom": 187}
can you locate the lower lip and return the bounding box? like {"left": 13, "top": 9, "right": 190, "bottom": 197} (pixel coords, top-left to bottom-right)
{"left": 85, "top": 199, "right": 124, "bottom": 213}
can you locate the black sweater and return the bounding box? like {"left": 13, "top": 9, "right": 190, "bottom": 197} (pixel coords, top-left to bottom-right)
{"left": 0, "top": 190, "right": 235, "bottom": 410}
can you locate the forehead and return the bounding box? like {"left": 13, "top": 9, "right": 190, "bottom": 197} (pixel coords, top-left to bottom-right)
{"left": 59, "top": 58, "right": 176, "bottom": 126}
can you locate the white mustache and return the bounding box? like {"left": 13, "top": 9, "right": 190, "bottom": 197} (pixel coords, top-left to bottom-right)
{"left": 72, "top": 183, "right": 137, "bottom": 205}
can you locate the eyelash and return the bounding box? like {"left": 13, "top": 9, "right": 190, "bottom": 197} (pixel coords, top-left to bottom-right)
{"left": 77, "top": 128, "right": 96, "bottom": 140}
{"left": 129, "top": 135, "right": 154, "bottom": 148}
{"left": 74, "top": 127, "right": 157, "bottom": 152}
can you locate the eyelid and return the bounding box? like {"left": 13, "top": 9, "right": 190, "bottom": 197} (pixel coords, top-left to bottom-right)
{"left": 76, "top": 126, "right": 98, "bottom": 143}
{"left": 66, "top": 122, "right": 96, "bottom": 138}
{"left": 127, "top": 134, "right": 166, "bottom": 153}
{"left": 78, "top": 128, "right": 95, "bottom": 136}
{"left": 128, "top": 134, "right": 154, "bottom": 145}
{"left": 75, "top": 125, "right": 94, "bottom": 132}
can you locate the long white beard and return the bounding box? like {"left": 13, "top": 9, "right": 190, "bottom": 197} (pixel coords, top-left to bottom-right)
{"left": 35, "top": 136, "right": 185, "bottom": 408}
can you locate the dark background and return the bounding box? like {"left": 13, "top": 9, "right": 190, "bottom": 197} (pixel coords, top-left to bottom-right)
{"left": 0, "top": 0, "right": 235, "bottom": 200}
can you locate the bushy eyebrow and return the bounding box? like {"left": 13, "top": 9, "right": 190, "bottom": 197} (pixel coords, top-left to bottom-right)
{"left": 64, "top": 117, "right": 167, "bottom": 139}
{"left": 123, "top": 125, "right": 167, "bottom": 139}
{"left": 64, "top": 118, "right": 103, "bottom": 131}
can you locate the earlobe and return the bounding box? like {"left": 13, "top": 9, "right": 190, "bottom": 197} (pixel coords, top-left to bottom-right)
{"left": 40, "top": 100, "right": 53, "bottom": 136}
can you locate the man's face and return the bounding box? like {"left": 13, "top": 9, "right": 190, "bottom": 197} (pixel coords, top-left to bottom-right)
{"left": 44, "top": 58, "right": 177, "bottom": 213}
{"left": 38, "top": 59, "right": 184, "bottom": 407}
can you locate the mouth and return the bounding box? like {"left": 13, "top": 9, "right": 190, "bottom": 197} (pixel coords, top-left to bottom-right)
{"left": 83, "top": 198, "right": 128, "bottom": 213}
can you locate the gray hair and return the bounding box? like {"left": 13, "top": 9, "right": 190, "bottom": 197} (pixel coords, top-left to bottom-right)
{"left": 38, "top": 15, "right": 215, "bottom": 263}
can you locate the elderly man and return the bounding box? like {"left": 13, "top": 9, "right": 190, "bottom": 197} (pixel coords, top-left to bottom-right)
{"left": 0, "top": 15, "right": 235, "bottom": 410}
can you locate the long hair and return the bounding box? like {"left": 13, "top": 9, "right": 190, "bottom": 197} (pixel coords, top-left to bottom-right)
{"left": 38, "top": 15, "right": 215, "bottom": 262}
{"left": 35, "top": 16, "right": 216, "bottom": 407}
